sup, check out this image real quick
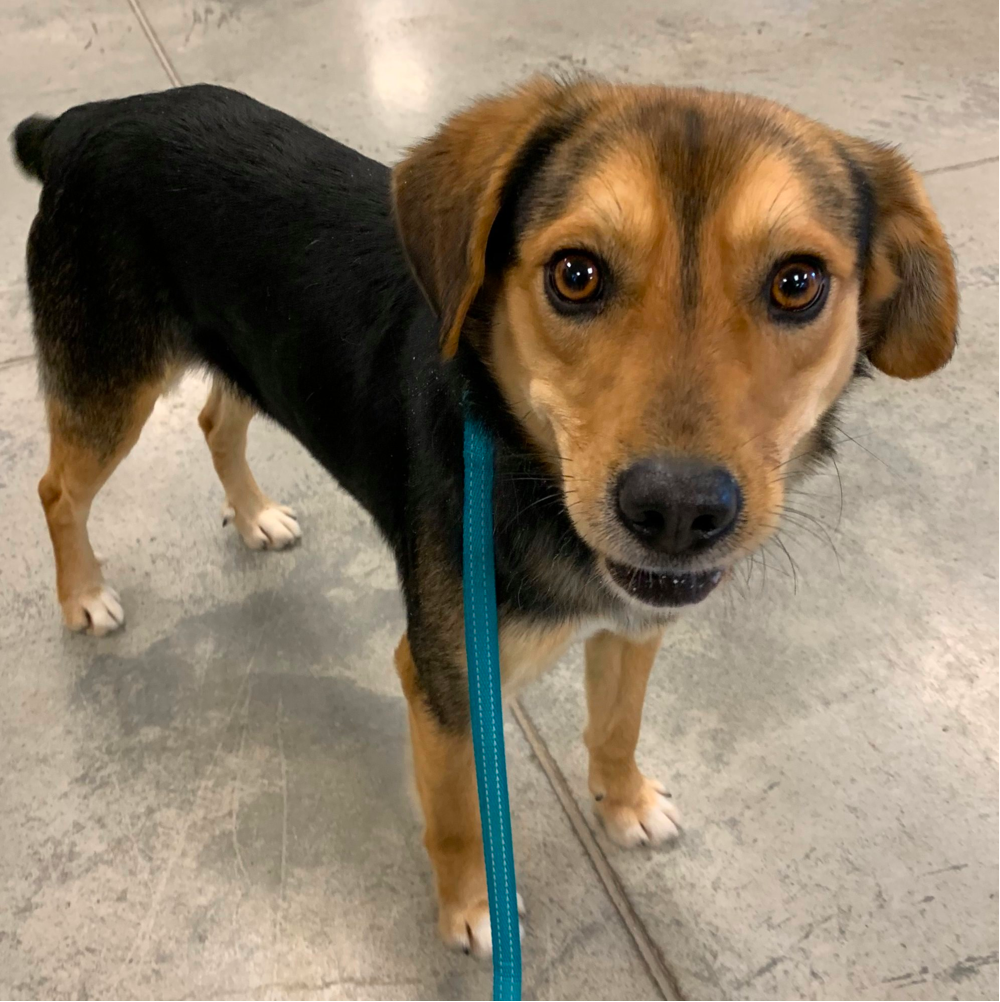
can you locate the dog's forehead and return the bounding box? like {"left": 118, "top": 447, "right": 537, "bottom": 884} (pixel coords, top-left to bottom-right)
{"left": 515, "top": 89, "right": 858, "bottom": 253}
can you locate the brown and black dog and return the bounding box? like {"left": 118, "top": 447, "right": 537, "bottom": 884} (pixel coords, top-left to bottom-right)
{"left": 12, "top": 77, "right": 956, "bottom": 956}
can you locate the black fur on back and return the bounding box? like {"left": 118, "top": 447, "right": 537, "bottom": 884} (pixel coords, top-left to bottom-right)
{"left": 15, "top": 85, "right": 646, "bottom": 727}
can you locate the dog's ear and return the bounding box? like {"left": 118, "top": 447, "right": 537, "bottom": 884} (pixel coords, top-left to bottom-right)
{"left": 845, "top": 138, "right": 958, "bottom": 379}
{"left": 392, "top": 77, "right": 569, "bottom": 358}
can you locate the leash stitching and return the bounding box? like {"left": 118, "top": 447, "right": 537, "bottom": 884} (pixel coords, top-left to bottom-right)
{"left": 465, "top": 411, "right": 521, "bottom": 1000}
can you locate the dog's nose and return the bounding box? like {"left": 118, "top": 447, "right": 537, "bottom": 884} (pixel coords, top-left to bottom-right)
{"left": 616, "top": 457, "right": 741, "bottom": 557}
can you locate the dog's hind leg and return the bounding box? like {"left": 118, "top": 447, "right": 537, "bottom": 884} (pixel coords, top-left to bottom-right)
{"left": 39, "top": 384, "right": 162, "bottom": 635}
{"left": 198, "top": 378, "right": 301, "bottom": 550}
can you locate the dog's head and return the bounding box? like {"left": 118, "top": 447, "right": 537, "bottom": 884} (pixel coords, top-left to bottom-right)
{"left": 392, "top": 78, "right": 957, "bottom": 609}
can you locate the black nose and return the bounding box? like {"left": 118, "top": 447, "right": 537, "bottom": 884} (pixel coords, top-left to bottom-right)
{"left": 616, "top": 457, "right": 741, "bottom": 558}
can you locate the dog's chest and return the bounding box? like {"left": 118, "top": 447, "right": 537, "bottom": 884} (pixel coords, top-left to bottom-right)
{"left": 498, "top": 612, "right": 671, "bottom": 697}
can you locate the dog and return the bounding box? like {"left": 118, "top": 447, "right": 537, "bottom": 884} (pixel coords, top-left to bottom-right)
{"left": 12, "top": 77, "right": 957, "bottom": 956}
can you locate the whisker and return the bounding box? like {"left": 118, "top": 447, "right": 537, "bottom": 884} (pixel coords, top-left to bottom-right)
{"left": 770, "top": 534, "right": 799, "bottom": 592}
{"left": 831, "top": 423, "right": 899, "bottom": 477}
{"left": 778, "top": 516, "right": 843, "bottom": 574}
{"left": 828, "top": 451, "right": 845, "bottom": 530}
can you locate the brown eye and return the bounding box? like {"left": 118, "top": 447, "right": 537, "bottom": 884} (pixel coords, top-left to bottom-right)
{"left": 547, "top": 252, "right": 603, "bottom": 307}
{"left": 769, "top": 258, "right": 827, "bottom": 317}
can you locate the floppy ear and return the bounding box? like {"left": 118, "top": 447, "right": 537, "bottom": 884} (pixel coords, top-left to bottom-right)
{"left": 392, "top": 77, "right": 569, "bottom": 358}
{"left": 846, "top": 139, "right": 958, "bottom": 379}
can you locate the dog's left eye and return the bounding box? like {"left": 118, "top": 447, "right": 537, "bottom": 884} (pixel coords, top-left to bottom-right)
{"left": 546, "top": 251, "right": 604, "bottom": 310}
{"left": 768, "top": 258, "right": 828, "bottom": 320}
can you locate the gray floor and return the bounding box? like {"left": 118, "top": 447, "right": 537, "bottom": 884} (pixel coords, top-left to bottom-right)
{"left": 0, "top": 1, "right": 997, "bottom": 999}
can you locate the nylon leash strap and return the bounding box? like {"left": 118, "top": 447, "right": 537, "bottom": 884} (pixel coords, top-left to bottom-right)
{"left": 462, "top": 410, "right": 522, "bottom": 1001}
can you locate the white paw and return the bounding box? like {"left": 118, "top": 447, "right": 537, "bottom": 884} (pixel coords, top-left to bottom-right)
{"left": 595, "top": 777, "right": 681, "bottom": 848}
{"left": 63, "top": 585, "right": 124, "bottom": 636}
{"left": 440, "top": 893, "right": 525, "bottom": 959}
{"left": 223, "top": 502, "right": 301, "bottom": 551}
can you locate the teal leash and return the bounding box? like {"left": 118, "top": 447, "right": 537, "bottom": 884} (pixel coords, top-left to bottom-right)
{"left": 463, "top": 409, "right": 522, "bottom": 1001}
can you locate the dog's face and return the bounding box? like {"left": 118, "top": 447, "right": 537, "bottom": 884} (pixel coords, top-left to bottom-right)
{"left": 394, "top": 79, "right": 957, "bottom": 609}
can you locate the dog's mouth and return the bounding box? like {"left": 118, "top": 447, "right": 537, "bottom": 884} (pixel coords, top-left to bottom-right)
{"left": 604, "top": 559, "right": 723, "bottom": 607}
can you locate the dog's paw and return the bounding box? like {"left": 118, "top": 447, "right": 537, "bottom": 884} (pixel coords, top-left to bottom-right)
{"left": 62, "top": 584, "right": 124, "bottom": 636}
{"left": 223, "top": 502, "right": 301, "bottom": 551}
{"left": 595, "top": 776, "right": 681, "bottom": 848}
{"left": 439, "top": 893, "right": 525, "bottom": 959}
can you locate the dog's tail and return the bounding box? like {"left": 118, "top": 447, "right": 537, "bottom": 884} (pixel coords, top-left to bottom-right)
{"left": 11, "top": 115, "right": 56, "bottom": 182}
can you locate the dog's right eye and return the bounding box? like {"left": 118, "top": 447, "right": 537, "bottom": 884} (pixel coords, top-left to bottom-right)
{"left": 546, "top": 251, "right": 604, "bottom": 311}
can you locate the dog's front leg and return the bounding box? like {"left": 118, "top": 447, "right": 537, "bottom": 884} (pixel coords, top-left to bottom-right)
{"left": 395, "top": 634, "right": 519, "bottom": 958}
{"left": 584, "top": 629, "right": 682, "bottom": 847}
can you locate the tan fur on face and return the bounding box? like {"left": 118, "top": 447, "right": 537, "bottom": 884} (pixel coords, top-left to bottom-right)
{"left": 490, "top": 144, "right": 683, "bottom": 554}
{"left": 699, "top": 151, "right": 862, "bottom": 555}
{"left": 394, "top": 78, "right": 957, "bottom": 586}
{"left": 490, "top": 135, "right": 862, "bottom": 572}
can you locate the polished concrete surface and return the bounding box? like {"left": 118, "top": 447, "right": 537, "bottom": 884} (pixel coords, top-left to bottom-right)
{"left": 1, "top": 1, "right": 997, "bottom": 999}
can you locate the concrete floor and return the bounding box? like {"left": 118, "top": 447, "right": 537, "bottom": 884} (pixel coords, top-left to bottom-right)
{"left": 1, "top": 1, "right": 997, "bottom": 999}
